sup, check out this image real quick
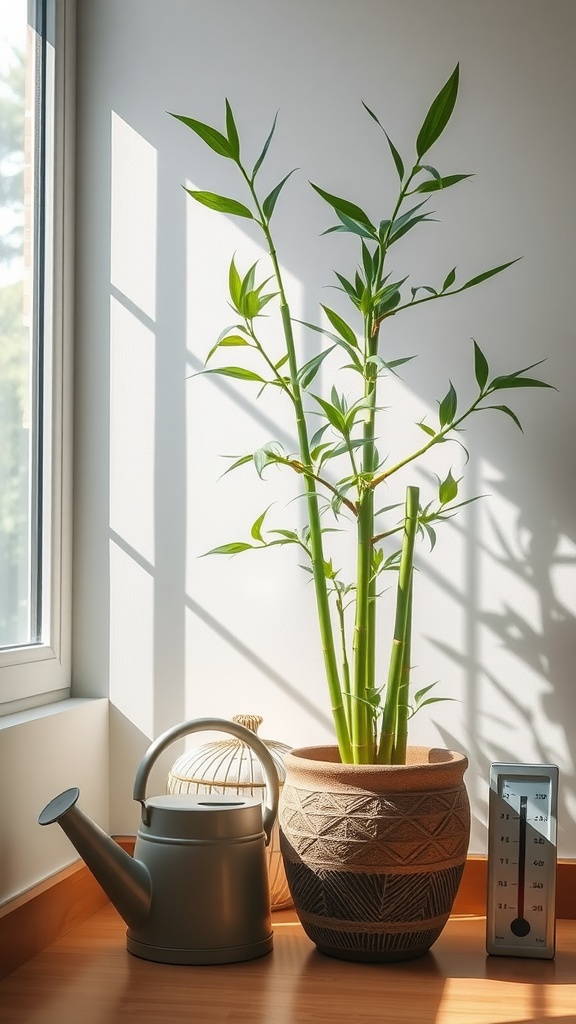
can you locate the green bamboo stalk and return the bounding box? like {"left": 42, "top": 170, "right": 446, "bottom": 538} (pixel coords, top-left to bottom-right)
{"left": 365, "top": 571, "right": 378, "bottom": 762}
{"left": 277, "top": 302, "right": 352, "bottom": 762}
{"left": 349, "top": 293, "right": 381, "bottom": 762}
{"left": 377, "top": 484, "right": 419, "bottom": 764}
{"left": 391, "top": 575, "right": 412, "bottom": 764}
{"left": 240, "top": 162, "right": 353, "bottom": 762}
{"left": 336, "top": 589, "right": 352, "bottom": 731}
{"left": 351, "top": 487, "right": 374, "bottom": 762}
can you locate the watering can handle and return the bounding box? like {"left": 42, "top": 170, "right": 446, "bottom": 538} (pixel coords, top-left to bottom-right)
{"left": 132, "top": 717, "right": 280, "bottom": 844}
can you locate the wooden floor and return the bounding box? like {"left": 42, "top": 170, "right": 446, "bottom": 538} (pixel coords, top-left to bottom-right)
{"left": 1, "top": 906, "right": 576, "bottom": 1024}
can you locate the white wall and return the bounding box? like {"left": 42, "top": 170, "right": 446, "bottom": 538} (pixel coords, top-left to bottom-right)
{"left": 73, "top": 0, "right": 576, "bottom": 854}
{"left": 0, "top": 699, "right": 108, "bottom": 904}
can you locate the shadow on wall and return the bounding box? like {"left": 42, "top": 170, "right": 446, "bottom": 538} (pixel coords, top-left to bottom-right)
{"left": 433, "top": 466, "right": 576, "bottom": 849}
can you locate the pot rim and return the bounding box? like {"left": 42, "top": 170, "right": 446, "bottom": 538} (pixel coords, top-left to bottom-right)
{"left": 285, "top": 744, "right": 467, "bottom": 769}
{"left": 282, "top": 745, "right": 468, "bottom": 793}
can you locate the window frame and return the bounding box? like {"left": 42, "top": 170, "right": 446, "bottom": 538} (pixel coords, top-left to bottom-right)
{"left": 0, "top": 0, "right": 75, "bottom": 715}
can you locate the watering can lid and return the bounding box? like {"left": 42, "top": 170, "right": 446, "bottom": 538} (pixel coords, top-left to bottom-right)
{"left": 138, "top": 793, "right": 265, "bottom": 841}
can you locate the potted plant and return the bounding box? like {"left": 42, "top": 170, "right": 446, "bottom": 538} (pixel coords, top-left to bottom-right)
{"left": 171, "top": 65, "right": 552, "bottom": 961}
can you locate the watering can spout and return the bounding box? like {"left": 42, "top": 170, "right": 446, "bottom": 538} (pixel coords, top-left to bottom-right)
{"left": 39, "top": 788, "right": 151, "bottom": 930}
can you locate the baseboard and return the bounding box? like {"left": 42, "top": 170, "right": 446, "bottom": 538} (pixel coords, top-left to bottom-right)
{"left": 0, "top": 860, "right": 109, "bottom": 981}
{"left": 1, "top": 847, "right": 575, "bottom": 980}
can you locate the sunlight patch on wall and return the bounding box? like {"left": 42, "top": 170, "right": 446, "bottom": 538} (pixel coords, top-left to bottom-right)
{"left": 109, "top": 296, "right": 155, "bottom": 564}
{"left": 110, "top": 113, "right": 157, "bottom": 319}
{"left": 109, "top": 541, "right": 154, "bottom": 738}
{"left": 108, "top": 112, "right": 158, "bottom": 738}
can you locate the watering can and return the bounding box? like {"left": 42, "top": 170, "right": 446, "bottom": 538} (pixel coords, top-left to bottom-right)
{"left": 38, "top": 718, "right": 280, "bottom": 964}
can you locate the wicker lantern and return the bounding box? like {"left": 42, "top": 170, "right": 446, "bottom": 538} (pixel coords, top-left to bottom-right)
{"left": 166, "top": 714, "right": 293, "bottom": 910}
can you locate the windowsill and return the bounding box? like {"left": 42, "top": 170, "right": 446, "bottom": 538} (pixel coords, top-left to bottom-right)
{"left": 0, "top": 696, "right": 105, "bottom": 731}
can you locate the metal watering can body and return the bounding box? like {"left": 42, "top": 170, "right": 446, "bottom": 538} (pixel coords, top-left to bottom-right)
{"left": 39, "top": 718, "right": 280, "bottom": 965}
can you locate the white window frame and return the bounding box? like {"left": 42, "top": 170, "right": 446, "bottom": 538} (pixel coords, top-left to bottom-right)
{"left": 0, "top": 0, "right": 75, "bottom": 715}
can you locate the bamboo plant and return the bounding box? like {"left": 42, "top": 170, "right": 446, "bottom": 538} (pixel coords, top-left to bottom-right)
{"left": 171, "top": 66, "right": 552, "bottom": 765}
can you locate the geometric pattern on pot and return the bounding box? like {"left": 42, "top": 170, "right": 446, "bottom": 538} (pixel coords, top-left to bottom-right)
{"left": 280, "top": 850, "right": 467, "bottom": 961}
{"left": 280, "top": 785, "right": 470, "bottom": 871}
{"left": 282, "top": 858, "right": 465, "bottom": 924}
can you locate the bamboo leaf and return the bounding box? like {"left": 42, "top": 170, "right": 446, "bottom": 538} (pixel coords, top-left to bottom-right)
{"left": 311, "top": 442, "right": 332, "bottom": 462}
{"left": 310, "top": 182, "right": 375, "bottom": 232}
{"left": 488, "top": 375, "right": 554, "bottom": 391}
{"left": 375, "top": 289, "right": 402, "bottom": 318}
{"left": 390, "top": 213, "right": 436, "bottom": 244}
{"left": 416, "top": 64, "right": 460, "bottom": 159}
{"left": 442, "top": 267, "right": 456, "bottom": 292}
{"left": 203, "top": 366, "right": 266, "bottom": 382}
{"left": 224, "top": 99, "right": 240, "bottom": 160}
{"left": 506, "top": 358, "right": 548, "bottom": 379}
{"left": 270, "top": 529, "right": 300, "bottom": 543}
{"left": 228, "top": 257, "right": 242, "bottom": 309}
{"left": 243, "top": 292, "right": 262, "bottom": 318}
{"left": 438, "top": 381, "right": 457, "bottom": 426}
{"left": 262, "top": 168, "right": 298, "bottom": 220}
{"left": 385, "top": 132, "right": 405, "bottom": 181}
{"left": 309, "top": 423, "right": 330, "bottom": 449}
{"left": 296, "top": 319, "right": 362, "bottom": 368}
{"left": 361, "top": 241, "right": 374, "bottom": 285}
{"left": 185, "top": 189, "right": 253, "bottom": 219}
{"left": 361, "top": 101, "right": 405, "bottom": 181}
{"left": 389, "top": 199, "right": 429, "bottom": 236}
{"left": 220, "top": 453, "right": 253, "bottom": 478}
{"left": 334, "top": 272, "right": 361, "bottom": 303}
{"left": 255, "top": 291, "right": 278, "bottom": 311}
{"left": 318, "top": 438, "right": 371, "bottom": 469}
{"left": 417, "top": 421, "right": 436, "bottom": 437}
{"left": 206, "top": 334, "right": 249, "bottom": 364}
{"left": 414, "top": 696, "right": 455, "bottom": 711}
{"left": 321, "top": 305, "right": 359, "bottom": 348}
{"left": 459, "top": 258, "right": 521, "bottom": 291}
{"left": 311, "top": 394, "right": 347, "bottom": 434}
{"left": 469, "top": 340, "right": 488, "bottom": 392}
{"left": 373, "top": 278, "right": 408, "bottom": 305}
{"left": 482, "top": 404, "right": 524, "bottom": 432}
{"left": 413, "top": 173, "right": 472, "bottom": 193}
{"left": 252, "top": 111, "right": 278, "bottom": 178}
{"left": 423, "top": 523, "right": 437, "bottom": 550}
{"left": 324, "top": 210, "right": 378, "bottom": 239}
{"left": 297, "top": 345, "right": 336, "bottom": 389}
{"left": 386, "top": 355, "right": 416, "bottom": 370}
{"left": 411, "top": 285, "right": 438, "bottom": 300}
{"left": 251, "top": 505, "right": 273, "bottom": 543}
{"left": 204, "top": 542, "right": 255, "bottom": 556}
{"left": 239, "top": 261, "right": 258, "bottom": 306}
{"left": 253, "top": 442, "right": 285, "bottom": 478}
{"left": 438, "top": 469, "right": 459, "bottom": 506}
{"left": 170, "top": 113, "right": 233, "bottom": 158}
{"left": 419, "top": 164, "right": 442, "bottom": 181}
{"left": 413, "top": 682, "right": 440, "bottom": 703}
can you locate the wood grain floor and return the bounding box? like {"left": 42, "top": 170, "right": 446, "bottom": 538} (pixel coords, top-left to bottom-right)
{"left": 1, "top": 905, "right": 576, "bottom": 1024}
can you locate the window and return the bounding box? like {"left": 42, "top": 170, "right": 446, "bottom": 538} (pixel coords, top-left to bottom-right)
{"left": 0, "top": 0, "right": 74, "bottom": 713}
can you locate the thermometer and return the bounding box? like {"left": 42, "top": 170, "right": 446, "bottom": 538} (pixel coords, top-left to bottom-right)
{"left": 486, "top": 762, "right": 558, "bottom": 959}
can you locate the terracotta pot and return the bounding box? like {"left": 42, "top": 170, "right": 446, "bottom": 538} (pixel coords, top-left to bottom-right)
{"left": 279, "top": 745, "right": 470, "bottom": 962}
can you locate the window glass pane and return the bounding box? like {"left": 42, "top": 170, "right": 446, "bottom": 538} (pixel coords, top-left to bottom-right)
{"left": 0, "top": 0, "right": 45, "bottom": 648}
